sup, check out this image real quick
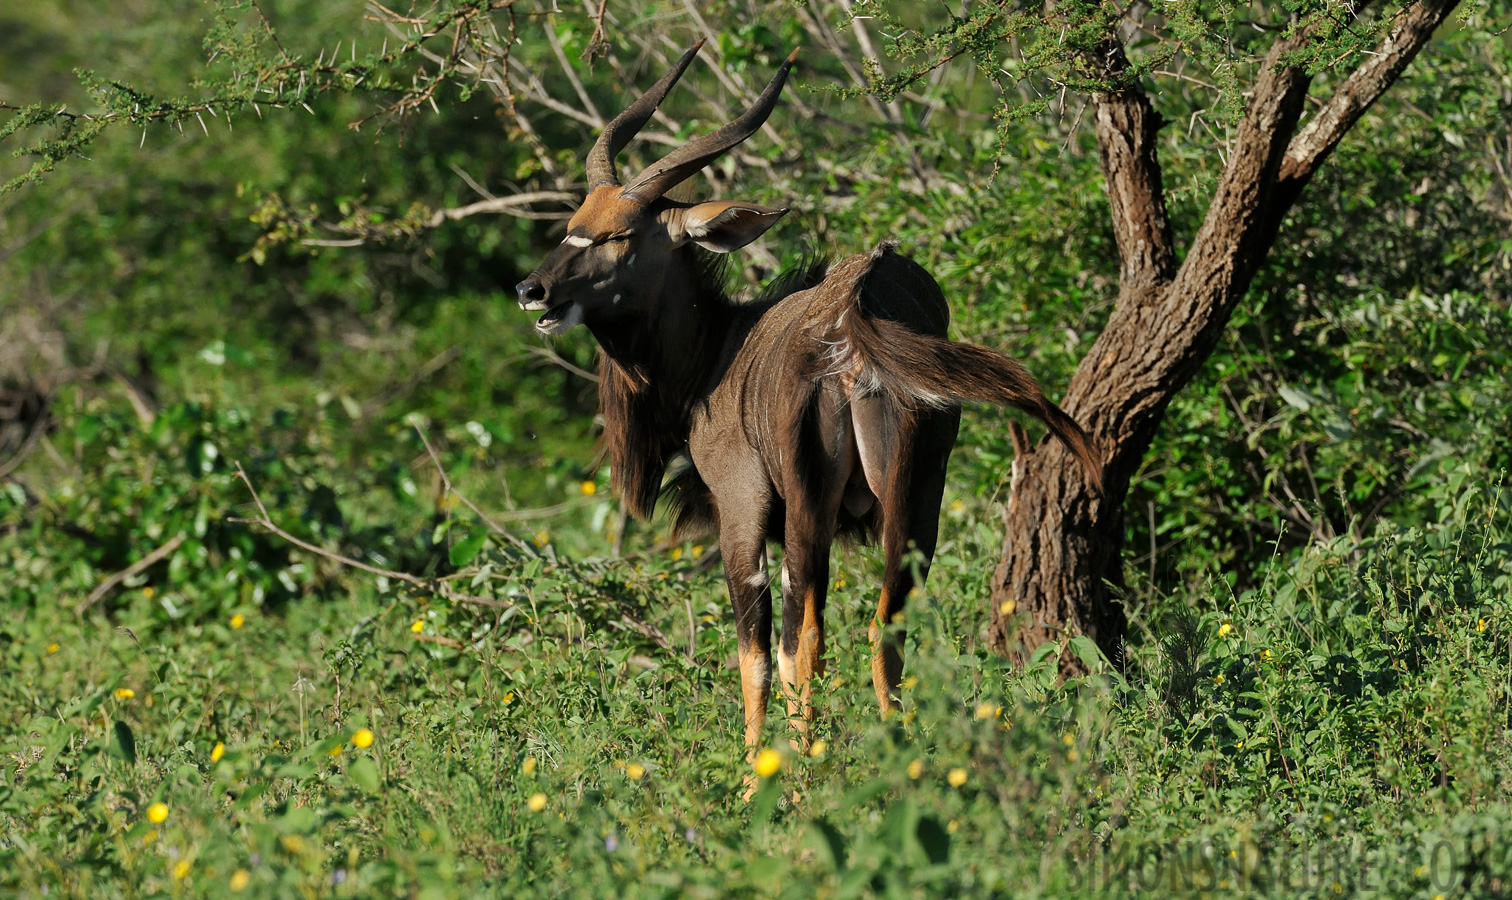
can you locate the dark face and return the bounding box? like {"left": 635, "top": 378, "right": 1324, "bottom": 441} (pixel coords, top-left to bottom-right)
{"left": 515, "top": 187, "right": 673, "bottom": 336}
{"left": 516, "top": 185, "right": 788, "bottom": 336}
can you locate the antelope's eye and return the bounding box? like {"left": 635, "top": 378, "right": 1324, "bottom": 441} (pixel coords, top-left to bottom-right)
{"left": 603, "top": 233, "right": 632, "bottom": 243}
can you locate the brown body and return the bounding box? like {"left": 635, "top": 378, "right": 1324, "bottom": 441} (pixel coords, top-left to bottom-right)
{"left": 515, "top": 45, "right": 1101, "bottom": 754}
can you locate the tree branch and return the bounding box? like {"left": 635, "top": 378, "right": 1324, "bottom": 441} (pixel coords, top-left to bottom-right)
{"left": 425, "top": 190, "right": 579, "bottom": 226}
{"left": 1086, "top": 37, "right": 1177, "bottom": 294}
{"left": 1278, "top": 0, "right": 1462, "bottom": 189}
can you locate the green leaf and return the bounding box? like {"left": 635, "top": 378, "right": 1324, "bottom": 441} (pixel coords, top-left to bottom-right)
{"left": 915, "top": 815, "right": 951, "bottom": 865}
{"left": 110, "top": 721, "right": 137, "bottom": 766}
{"left": 808, "top": 819, "right": 848, "bottom": 872}
{"left": 450, "top": 531, "right": 487, "bottom": 567}
{"left": 349, "top": 756, "right": 381, "bottom": 793}
{"left": 1067, "top": 635, "right": 1106, "bottom": 674}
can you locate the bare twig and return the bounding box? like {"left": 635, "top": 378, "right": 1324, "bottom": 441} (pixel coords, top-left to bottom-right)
{"left": 413, "top": 424, "right": 538, "bottom": 554}
{"left": 362, "top": 343, "right": 464, "bottom": 416}
{"left": 76, "top": 532, "right": 186, "bottom": 615}
{"left": 425, "top": 191, "right": 578, "bottom": 226}
{"left": 527, "top": 345, "right": 600, "bottom": 382}
{"left": 0, "top": 412, "right": 48, "bottom": 479}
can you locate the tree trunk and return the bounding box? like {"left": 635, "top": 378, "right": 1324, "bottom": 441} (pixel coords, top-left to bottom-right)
{"left": 987, "top": 0, "right": 1462, "bottom": 672}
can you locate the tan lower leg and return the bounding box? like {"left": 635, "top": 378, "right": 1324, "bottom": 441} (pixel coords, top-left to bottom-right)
{"left": 796, "top": 589, "right": 825, "bottom": 720}
{"left": 739, "top": 645, "right": 771, "bottom": 801}
{"left": 870, "top": 589, "right": 903, "bottom": 712}
{"left": 738, "top": 645, "right": 770, "bottom": 748}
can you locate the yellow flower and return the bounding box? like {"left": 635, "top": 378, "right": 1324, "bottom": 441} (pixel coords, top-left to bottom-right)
{"left": 754, "top": 748, "right": 782, "bottom": 778}
{"left": 907, "top": 759, "right": 925, "bottom": 779}
{"left": 522, "top": 756, "right": 537, "bottom": 775}
{"left": 173, "top": 860, "right": 191, "bottom": 880}
{"left": 808, "top": 740, "right": 827, "bottom": 758}
{"left": 580, "top": 480, "right": 597, "bottom": 495}
{"left": 503, "top": 691, "right": 516, "bottom": 705}
{"left": 114, "top": 688, "right": 135, "bottom": 700}
{"left": 671, "top": 546, "right": 683, "bottom": 560}
{"left": 947, "top": 767, "right": 968, "bottom": 787}
{"left": 1218, "top": 622, "right": 1233, "bottom": 638}
{"left": 974, "top": 703, "right": 998, "bottom": 721}
{"left": 527, "top": 792, "right": 548, "bottom": 812}
{"left": 999, "top": 600, "right": 1016, "bottom": 616}
{"left": 692, "top": 545, "right": 704, "bottom": 556}
{"left": 229, "top": 869, "right": 251, "bottom": 892}
{"left": 1478, "top": 618, "right": 1487, "bottom": 633}
{"left": 947, "top": 819, "right": 960, "bottom": 833}
{"left": 1067, "top": 748, "right": 1081, "bottom": 763}
{"left": 142, "top": 829, "right": 158, "bottom": 845}
{"left": 902, "top": 676, "right": 918, "bottom": 690}
{"left": 143, "top": 586, "right": 155, "bottom": 599}
{"left": 1062, "top": 733, "right": 1075, "bottom": 746}
{"left": 1214, "top": 673, "right": 1226, "bottom": 684}
{"left": 534, "top": 530, "right": 549, "bottom": 547}
{"left": 352, "top": 728, "right": 374, "bottom": 749}
{"left": 230, "top": 613, "right": 245, "bottom": 629}
{"left": 211, "top": 742, "right": 225, "bottom": 762}
{"left": 146, "top": 802, "right": 168, "bottom": 824}
{"left": 410, "top": 619, "right": 425, "bottom": 634}
{"left": 1415, "top": 866, "right": 1428, "bottom": 878}
{"left": 950, "top": 499, "right": 966, "bottom": 513}
{"left": 46, "top": 642, "right": 59, "bottom": 654}
{"left": 329, "top": 744, "right": 343, "bottom": 757}
{"left": 280, "top": 835, "right": 306, "bottom": 854}
{"left": 626, "top": 762, "right": 646, "bottom": 781}
{"left": 1260, "top": 648, "right": 1272, "bottom": 661}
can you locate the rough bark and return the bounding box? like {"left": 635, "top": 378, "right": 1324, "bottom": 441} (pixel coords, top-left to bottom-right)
{"left": 987, "top": 0, "right": 1462, "bottom": 672}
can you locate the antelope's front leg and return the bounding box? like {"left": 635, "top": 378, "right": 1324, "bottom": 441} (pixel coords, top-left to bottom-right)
{"left": 718, "top": 521, "right": 774, "bottom": 786}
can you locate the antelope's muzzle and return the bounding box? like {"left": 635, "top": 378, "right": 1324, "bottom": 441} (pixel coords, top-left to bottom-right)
{"left": 516, "top": 276, "right": 549, "bottom": 311}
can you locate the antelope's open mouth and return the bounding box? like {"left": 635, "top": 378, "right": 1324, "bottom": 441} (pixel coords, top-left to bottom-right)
{"left": 535, "top": 301, "right": 583, "bottom": 335}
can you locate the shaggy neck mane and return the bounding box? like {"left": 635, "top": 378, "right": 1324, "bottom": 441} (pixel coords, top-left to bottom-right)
{"left": 593, "top": 248, "right": 737, "bottom": 519}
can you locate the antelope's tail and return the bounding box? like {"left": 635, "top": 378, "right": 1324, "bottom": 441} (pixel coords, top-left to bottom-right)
{"left": 823, "top": 252, "right": 1103, "bottom": 486}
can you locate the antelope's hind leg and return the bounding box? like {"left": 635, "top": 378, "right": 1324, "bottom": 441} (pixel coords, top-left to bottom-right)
{"left": 777, "top": 396, "right": 853, "bottom": 742}
{"left": 856, "top": 398, "right": 960, "bottom": 713}
{"left": 715, "top": 506, "right": 775, "bottom": 780}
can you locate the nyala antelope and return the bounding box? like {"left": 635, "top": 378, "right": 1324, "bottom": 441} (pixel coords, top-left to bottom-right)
{"left": 516, "top": 43, "right": 1100, "bottom": 756}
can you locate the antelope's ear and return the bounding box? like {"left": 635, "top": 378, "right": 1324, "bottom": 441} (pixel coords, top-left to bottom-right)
{"left": 663, "top": 201, "right": 787, "bottom": 253}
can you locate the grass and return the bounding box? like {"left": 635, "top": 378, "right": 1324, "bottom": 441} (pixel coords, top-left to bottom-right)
{"left": 4, "top": 413, "right": 1511, "bottom": 897}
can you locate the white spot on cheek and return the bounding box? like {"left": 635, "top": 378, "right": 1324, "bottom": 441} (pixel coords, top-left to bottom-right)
{"left": 564, "top": 235, "right": 593, "bottom": 248}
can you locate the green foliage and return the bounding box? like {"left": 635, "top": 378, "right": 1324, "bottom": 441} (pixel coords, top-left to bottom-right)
{"left": 4, "top": 418, "right": 1511, "bottom": 895}
{"left": 3, "top": 1, "right": 1512, "bottom": 896}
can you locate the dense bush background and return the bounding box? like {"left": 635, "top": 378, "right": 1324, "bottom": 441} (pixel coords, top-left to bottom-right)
{"left": 2, "top": 0, "right": 1510, "bottom": 896}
